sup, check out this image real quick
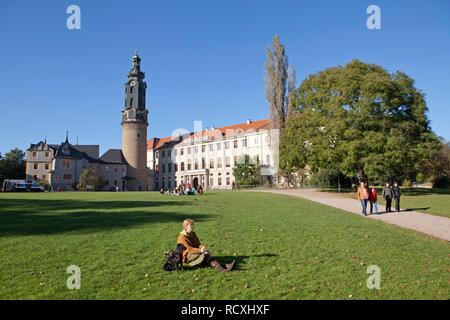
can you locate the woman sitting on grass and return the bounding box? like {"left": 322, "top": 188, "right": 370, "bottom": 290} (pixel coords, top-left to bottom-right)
{"left": 177, "top": 219, "right": 235, "bottom": 272}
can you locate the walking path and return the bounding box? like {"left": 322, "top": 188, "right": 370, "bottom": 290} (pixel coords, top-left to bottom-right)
{"left": 257, "top": 188, "right": 450, "bottom": 242}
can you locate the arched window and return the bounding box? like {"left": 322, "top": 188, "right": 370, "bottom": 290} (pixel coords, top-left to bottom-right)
{"left": 130, "top": 98, "right": 133, "bottom": 107}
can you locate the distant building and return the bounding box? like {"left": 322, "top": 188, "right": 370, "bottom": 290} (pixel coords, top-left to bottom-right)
{"left": 147, "top": 119, "right": 278, "bottom": 191}
{"left": 25, "top": 53, "right": 149, "bottom": 191}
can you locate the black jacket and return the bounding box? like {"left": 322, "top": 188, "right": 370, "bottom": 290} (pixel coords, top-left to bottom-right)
{"left": 392, "top": 186, "right": 401, "bottom": 198}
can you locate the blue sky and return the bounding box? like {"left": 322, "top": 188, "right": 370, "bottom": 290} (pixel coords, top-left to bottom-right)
{"left": 0, "top": 0, "right": 449, "bottom": 156}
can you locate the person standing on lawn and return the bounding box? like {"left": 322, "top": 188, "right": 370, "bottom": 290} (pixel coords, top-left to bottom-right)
{"left": 382, "top": 182, "right": 393, "bottom": 212}
{"left": 368, "top": 184, "right": 379, "bottom": 214}
{"left": 357, "top": 182, "right": 369, "bottom": 216}
{"left": 392, "top": 182, "right": 402, "bottom": 212}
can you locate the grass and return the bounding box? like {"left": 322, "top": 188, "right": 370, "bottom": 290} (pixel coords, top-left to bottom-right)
{"left": 0, "top": 191, "right": 449, "bottom": 300}
{"left": 321, "top": 188, "right": 450, "bottom": 218}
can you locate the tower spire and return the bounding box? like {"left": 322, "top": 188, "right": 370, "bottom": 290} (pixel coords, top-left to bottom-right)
{"left": 65, "top": 130, "right": 69, "bottom": 143}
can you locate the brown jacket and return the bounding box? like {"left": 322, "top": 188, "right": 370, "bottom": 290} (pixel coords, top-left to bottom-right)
{"left": 357, "top": 186, "right": 369, "bottom": 201}
{"left": 177, "top": 230, "right": 202, "bottom": 263}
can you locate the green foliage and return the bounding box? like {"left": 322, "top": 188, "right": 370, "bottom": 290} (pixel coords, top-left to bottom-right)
{"left": 76, "top": 166, "right": 104, "bottom": 191}
{"left": 309, "top": 167, "right": 352, "bottom": 188}
{"left": 232, "top": 163, "right": 260, "bottom": 188}
{"left": 0, "top": 148, "right": 26, "bottom": 185}
{"left": 281, "top": 60, "right": 440, "bottom": 183}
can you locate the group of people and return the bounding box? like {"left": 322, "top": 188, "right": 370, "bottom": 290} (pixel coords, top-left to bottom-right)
{"left": 160, "top": 181, "right": 204, "bottom": 196}
{"left": 357, "top": 182, "right": 402, "bottom": 216}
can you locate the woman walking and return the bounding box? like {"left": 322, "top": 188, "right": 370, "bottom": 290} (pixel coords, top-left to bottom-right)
{"left": 357, "top": 182, "right": 369, "bottom": 216}
{"left": 368, "top": 184, "right": 378, "bottom": 214}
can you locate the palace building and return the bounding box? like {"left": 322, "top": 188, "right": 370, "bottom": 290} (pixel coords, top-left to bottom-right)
{"left": 146, "top": 118, "right": 278, "bottom": 191}
{"left": 25, "top": 54, "right": 278, "bottom": 191}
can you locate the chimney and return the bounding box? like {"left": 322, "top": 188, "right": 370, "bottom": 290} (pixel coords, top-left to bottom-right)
{"left": 246, "top": 119, "right": 252, "bottom": 124}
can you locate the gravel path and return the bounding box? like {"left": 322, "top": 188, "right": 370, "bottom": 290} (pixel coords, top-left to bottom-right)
{"left": 257, "top": 188, "right": 450, "bottom": 242}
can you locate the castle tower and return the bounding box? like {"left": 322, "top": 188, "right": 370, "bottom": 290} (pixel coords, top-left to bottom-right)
{"left": 121, "top": 53, "right": 149, "bottom": 191}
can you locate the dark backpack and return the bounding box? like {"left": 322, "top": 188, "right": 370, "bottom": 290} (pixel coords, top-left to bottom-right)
{"left": 162, "top": 244, "right": 186, "bottom": 271}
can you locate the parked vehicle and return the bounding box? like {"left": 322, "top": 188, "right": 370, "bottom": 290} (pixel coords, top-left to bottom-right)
{"left": 2, "top": 179, "right": 45, "bottom": 192}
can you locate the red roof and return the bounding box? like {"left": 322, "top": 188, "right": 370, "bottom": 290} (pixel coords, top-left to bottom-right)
{"left": 147, "top": 119, "right": 270, "bottom": 150}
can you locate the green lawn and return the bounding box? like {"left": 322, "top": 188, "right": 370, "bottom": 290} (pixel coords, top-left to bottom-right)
{"left": 322, "top": 188, "right": 450, "bottom": 218}
{"left": 0, "top": 191, "right": 448, "bottom": 300}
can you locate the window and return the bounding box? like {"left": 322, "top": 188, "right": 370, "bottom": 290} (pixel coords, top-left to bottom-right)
{"left": 162, "top": 164, "right": 165, "bottom": 173}
{"left": 161, "top": 151, "right": 165, "bottom": 158}
{"left": 63, "top": 174, "right": 72, "bottom": 180}
{"left": 105, "top": 166, "right": 109, "bottom": 172}
{"left": 181, "top": 148, "right": 184, "bottom": 156}
{"left": 168, "top": 164, "right": 172, "bottom": 173}
{"left": 209, "top": 144, "right": 214, "bottom": 152}
{"left": 175, "top": 164, "right": 178, "bottom": 172}
{"left": 226, "top": 177, "right": 230, "bottom": 185}
{"left": 234, "top": 156, "right": 239, "bottom": 165}
{"left": 32, "top": 151, "right": 36, "bottom": 157}
{"left": 202, "top": 145, "right": 206, "bottom": 153}
{"left": 234, "top": 140, "right": 238, "bottom": 148}
{"left": 33, "top": 163, "right": 38, "bottom": 170}
{"left": 217, "top": 158, "right": 222, "bottom": 169}
{"left": 209, "top": 159, "right": 214, "bottom": 169}
{"left": 210, "top": 178, "right": 214, "bottom": 186}
{"left": 188, "top": 159, "right": 192, "bottom": 170}
{"left": 242, "top": 138, "right": 248, "bottom": 147}
{"left": 188, "top": 148, "right": 191, "bottom": 155}
{"left": 225, "top": 157, "right": 231, "bottom": 168}
{"left": 218, "top": 177, "right": 222, "bottom": 186}
{"left": 225, "top": 141, "right": 230, "bottom": 149}
{"left": 45, "top": 164, "right": 49, "bottom": 170}
{"left": 266, "top": 155, "right": 270, "bottom": 165}
{"left": 194, "top": 147, "right": 198, "bottom": 154}
{"left": 216, "top": 143, "right": 222, "bottom": 151}
{"left": 105, "top": 180, "right": 109, "bottom": 186}
{"left": 45, "top": 151, "right": 49, "bottom": 157}
{"left": 168, "top": 150, "right": 171, "bottom": 158}
{"left": 130, "top": 98, "right": 133, "bottom": 106}
{"left": 194, "top": 159, "right": 199, "bottom": 170}
{"left": 61, "top": 159, "right": 71, "bottom": 169}
{"left": 202, "top": 158, "right": 206, "bottom": 169}
{"left": 168, "top": 180, "right": 171, "bottom": 189}
{"left": 181, "top": 162, "right": 185, "bottom": 171}
{"left": 130, "top": 86, "right": 133, "bottom": 94}
{"left": 114, "top": 180, "right": 118, "bottom": 186}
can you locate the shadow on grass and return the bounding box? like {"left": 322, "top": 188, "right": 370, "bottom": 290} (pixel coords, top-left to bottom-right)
{"left": 182, "top": 253, "right": 278, "bottom": 272}
{"left": 0, "top": 198, "right": 212, "bottom": 237}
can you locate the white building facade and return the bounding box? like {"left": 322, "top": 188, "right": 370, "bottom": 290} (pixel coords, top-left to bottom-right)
{"left": 146, "top": 119, "right": 278, "bottom": 190}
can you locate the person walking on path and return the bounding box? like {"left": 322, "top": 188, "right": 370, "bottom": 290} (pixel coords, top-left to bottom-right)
{"left": 382, "top": 183, "right": 393, "bottom": 213}
{"left": 392, "top": 182, "right": 402, "bottom": 212}
{"left": 368, "top": 184, "right": 378, "bottom": 214}
{"left": 357, "top": 182, "right": 369, "bottom": 216}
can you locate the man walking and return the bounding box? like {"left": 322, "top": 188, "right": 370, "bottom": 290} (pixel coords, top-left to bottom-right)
{"left": 382, "top": 182, "right": 393, "bottom": 213}
{"left": 392, "top": 182, "right": 402, "bottom": 212}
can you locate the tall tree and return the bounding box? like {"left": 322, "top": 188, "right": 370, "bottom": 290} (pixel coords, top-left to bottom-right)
{"left": 286, "top": 65, "right": 297, "bottom": 119}
{"left": 265, "top": 35, "right": 289, "bottom": 131}
{"left": 281, "top": 60, "right": 439, "bottom": 183}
